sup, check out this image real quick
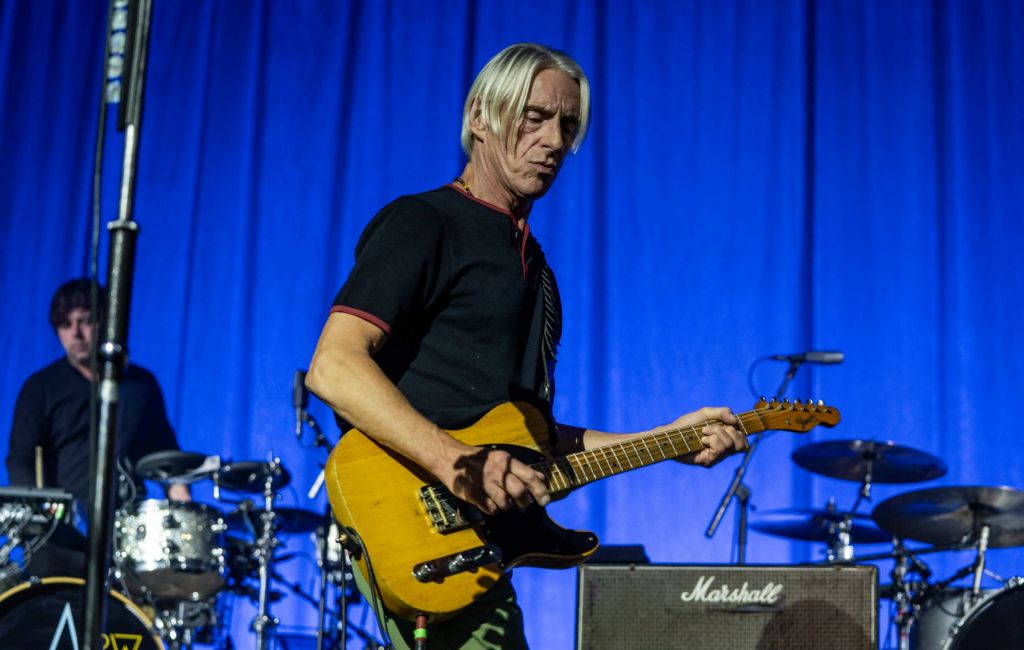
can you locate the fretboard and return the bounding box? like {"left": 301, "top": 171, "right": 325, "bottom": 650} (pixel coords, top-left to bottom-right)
{"left": 535, "top": 410, "right": 769, "bottom": 495}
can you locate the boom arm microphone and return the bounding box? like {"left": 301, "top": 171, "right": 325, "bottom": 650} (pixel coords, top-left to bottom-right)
{"left": 770, "top": 350, "right": 844, "bottom": 364}
{"left": 293, "top": 369, "right": 308, "bottom": 437}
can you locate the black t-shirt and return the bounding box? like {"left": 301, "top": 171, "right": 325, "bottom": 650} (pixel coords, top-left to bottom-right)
{"left": 5, "top": 357, "right": 181, "bottom": 523}
{"left": 332, "top": 185, "right": 560, "bottom": 429}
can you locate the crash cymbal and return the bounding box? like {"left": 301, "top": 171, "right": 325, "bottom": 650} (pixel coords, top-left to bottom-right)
{"left": 792, "top": 439, "right": 947, "bottom": 483}
{"left": 135, "top": 450, "right": 218, "bottom": 483}
{"left": 872, "top": 485, "right": 1024, "bottom": 548}
{"left": 225, "top": 506, "right": 324, "bottom": 536}
{"left": 217, "top": 461, "right": 291, "bottom": 493}
{"left": 750, "top": 508, "right": 891, "bottom": 544}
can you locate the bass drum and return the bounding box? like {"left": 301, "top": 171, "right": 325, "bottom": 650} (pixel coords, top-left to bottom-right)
{"left": 0, "top": 577, "right": 164, "bottom": 649}
{"left": 911, "top": 588, "right": 989, "bottom": 650}
{"left": 947, "top": 578, "right": 1024, "bottom": 649}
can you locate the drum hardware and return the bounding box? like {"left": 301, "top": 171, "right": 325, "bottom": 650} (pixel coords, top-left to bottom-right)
{"left": 216, "top": 460, "right": 292, "bottom": 496}
{"left": 231, "top": 457, "right": 287, "bottom": 650}
{"left": 226, "top": 505, "right": 323, "bottom": 536}
{"left": 871, "top": 485, "right": 1024, "bottom": 548}
{"left": 791, "top": 439, "right": 948, "bottom": 485}
{"left": 749, "top": 499, "right": 891, "bottom": 562}
{"left": 135, "top": 450, "right": 221, "bottom": 485}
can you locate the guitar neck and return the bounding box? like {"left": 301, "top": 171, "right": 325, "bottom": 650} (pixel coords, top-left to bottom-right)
{"left": 534, "top": 409, "right": 772, "bottom": 495}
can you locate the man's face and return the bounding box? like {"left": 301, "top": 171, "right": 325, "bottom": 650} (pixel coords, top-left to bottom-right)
{"left": 56, "top": 307, "right": 94, "bottom": 367}
{"left": 481, "top": 68, "right": 581, "bottom": 201}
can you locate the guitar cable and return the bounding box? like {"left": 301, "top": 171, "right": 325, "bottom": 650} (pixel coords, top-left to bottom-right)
{"left": 345, "top": 526, "right": 397, "bottom": 650}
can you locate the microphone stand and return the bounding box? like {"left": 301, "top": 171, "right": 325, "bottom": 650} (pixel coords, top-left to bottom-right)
{"left": 297, "top": 401, "right": 342, "bottom": 650}
{"left": 705, "top": 360, "right": 802, "bottom": 564}
{"left": 84, "top": 1, "right": 153, "bottom": 648}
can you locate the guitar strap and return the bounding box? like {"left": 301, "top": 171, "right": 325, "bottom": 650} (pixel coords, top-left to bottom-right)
{"left": 538, "top": 263, "right": 562, "bottom": 406}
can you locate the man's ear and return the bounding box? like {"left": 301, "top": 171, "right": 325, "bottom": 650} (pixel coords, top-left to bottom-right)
{"left": 468, "top": 97, "right": 488, "bottom": 141}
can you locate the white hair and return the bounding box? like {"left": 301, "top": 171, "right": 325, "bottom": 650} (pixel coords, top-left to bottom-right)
{"left": 460, "top": 43, "right": 590, "bottom": 156}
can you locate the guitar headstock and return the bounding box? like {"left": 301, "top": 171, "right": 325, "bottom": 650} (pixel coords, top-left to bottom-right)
{"left": 752, "top": 398, "right": 841, "bottom": 433}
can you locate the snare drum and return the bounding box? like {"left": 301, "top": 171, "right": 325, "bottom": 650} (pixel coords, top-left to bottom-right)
{"left": 0, "top": 576, "right": 164, "bottom": 649}
{"left": 115, "top": 499, "right": 226, "bottom": 600}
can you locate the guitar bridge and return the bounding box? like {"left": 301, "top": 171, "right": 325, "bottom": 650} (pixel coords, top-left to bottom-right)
{"left": 412, "top": 544, "right": 503, "bottom": 582}
{"left": 420, "top": 485, "right": 479, "bottom": 533}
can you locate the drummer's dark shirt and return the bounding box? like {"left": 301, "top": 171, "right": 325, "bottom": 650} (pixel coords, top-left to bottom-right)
{"left": 5, "top": 357, "right": 180, "bottom": 574}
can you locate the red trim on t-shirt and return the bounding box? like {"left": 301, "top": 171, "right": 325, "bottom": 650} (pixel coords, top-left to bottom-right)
{"left": 330, "top": 305, "right": 392, "bottom": 336}
{"left": 446, "top": 183, "right": 514, "bottom": 216}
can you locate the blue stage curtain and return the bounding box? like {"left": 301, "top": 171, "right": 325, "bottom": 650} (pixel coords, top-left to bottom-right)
{"left": 1, "top": 1, "right": 1021, "bottom": 647}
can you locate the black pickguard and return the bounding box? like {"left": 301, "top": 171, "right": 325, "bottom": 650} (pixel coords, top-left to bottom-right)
{"left": 473, "top": 444, "right": 599, "bottom": 570}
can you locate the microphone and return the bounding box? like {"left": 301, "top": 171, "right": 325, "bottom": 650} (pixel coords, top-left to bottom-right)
{"left": 293, "top": 369, "right": 308, "bottom": 437}
{"left": 770, "top": 350, "right": 845, "bottom": 364}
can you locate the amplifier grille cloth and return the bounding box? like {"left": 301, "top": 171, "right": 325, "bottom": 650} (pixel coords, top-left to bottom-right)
{"left": 576, "top": 564, "right": 876, "bottom": 650}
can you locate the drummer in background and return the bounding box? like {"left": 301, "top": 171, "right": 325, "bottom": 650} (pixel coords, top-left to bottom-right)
{"left": 5, "top": 278, "right": 189, "bottom": 578}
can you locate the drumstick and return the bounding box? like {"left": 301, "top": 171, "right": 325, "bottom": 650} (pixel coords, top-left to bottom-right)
{"left": 34, "top": 446, "right": 43, "bottom": 488}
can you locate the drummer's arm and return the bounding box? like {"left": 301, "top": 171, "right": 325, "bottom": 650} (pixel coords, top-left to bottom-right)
{"left": 167, "top": 483, "right": 191, "bottom": 501}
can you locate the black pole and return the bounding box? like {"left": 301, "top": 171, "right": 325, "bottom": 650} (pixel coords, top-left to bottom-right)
{"left": 83, "top": 1, "right": 153, "bottom": 648}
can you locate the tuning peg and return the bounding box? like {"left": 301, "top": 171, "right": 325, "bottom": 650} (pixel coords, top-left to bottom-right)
{"left": 793, "top": 398, "right": 802, "bottom": 405}
{"left": 817, "top": 399, "right": 824, "bottom": 406}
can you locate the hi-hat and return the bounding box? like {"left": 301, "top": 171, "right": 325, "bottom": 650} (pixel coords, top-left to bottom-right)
{"left": 792, "top": 439, "right": 947, "bottom": 483}
{"left": 750, "top": 508, "right": 891, "bottom": 544}
{"left": 872, "top": 485, "right": 1024, "bottom": 548}
{"left": 218, "top": 461, "right": 291, "bottom": 493}
{"left": 135, "top": 450, "right": 218, "bottom": 483}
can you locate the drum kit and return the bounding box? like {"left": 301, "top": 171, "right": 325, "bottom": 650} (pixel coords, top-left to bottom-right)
{"left": 750, "top": 438, "right": 1024, "bottom": 650}
{"left": 0, "top": 452, "right": 358, "bottom": 650}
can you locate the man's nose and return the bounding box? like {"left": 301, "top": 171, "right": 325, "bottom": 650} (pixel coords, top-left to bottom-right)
{"left": 541, "top": 119, "right": 564, "bottom": 152}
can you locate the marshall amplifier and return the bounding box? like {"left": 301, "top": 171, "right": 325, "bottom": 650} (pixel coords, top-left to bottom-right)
{"left": 576, "top": 563, "right": 877, "bottom": 650}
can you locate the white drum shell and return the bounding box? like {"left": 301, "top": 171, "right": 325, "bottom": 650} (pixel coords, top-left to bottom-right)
{"left": 115, "top": 499, "right": 226, "bottom": 600}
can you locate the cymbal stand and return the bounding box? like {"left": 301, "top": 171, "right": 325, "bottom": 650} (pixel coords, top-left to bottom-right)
{"left": 823, "top": 498, "right": 854, "bottom": 563}
{"left": 971, "top": 523, "right": 991, "bottom": 598}
{"left": 827, "top": 459, "right": 874, "bottom": 563}
{"left": 252, "top": 459, "right": 283, "bottom": 650}
{"left": 888, "top": 539, "right": 934, "bottom": 650}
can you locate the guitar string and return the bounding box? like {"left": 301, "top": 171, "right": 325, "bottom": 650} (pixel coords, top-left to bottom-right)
{"left": 535, "top": 406, "right": 837, "bottom": 492}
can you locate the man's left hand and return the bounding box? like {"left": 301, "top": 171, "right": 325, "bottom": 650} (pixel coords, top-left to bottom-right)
{"left": 667, "top": 406, "right": 748, "bottom": 467}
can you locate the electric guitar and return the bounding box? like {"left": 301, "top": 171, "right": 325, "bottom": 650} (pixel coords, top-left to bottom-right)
{"left": 324, "top": 398, "right": 840, "bottom": 621}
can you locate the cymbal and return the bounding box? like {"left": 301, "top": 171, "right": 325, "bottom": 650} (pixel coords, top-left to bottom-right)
{"left": 218, "top": 461, "right": 291, "bottom": 493}
{"left": 225, "top": 506, "right": 324, "bottom": 536}
{"left": 135, "top": 450, "right": 217, "bottom": 483}
{"left": 872, "top": 486, "right": 1024, "bottom": 548}
{"left": 750, "top": 508, "right": 892, "bottom": 544}
{"left": 791, "top": 439, "right": 947, "bottom": 483}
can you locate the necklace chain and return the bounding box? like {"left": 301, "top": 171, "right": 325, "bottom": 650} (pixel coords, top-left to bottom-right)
{"left": 453, "top": 176, "right": 473, "bottom": 196}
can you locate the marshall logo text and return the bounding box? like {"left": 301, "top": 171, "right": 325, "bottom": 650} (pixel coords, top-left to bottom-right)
{"left": 680, "top": 575, "right": 784, "bottom": 605}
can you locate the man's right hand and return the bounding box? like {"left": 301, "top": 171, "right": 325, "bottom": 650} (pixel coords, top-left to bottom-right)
{"left": 440, "top": 445, "right": 551, "bottom": 515}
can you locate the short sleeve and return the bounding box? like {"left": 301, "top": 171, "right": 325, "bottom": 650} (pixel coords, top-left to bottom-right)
{"left": 332, "top": 197, "right": 451, "bottom": 335}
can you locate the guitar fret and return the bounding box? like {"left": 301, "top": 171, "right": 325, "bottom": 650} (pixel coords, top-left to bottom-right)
{"left": 573, "top": 454, "right": 594, "bottom": 483}
{"left": 597, "top": 450, "right": 609, "bottom": 477}
{"left": 735, "top": 415, "right": 751, "bottom": 437}
{"left": 664, "top": 432, "right": 680, "bottom": 456}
